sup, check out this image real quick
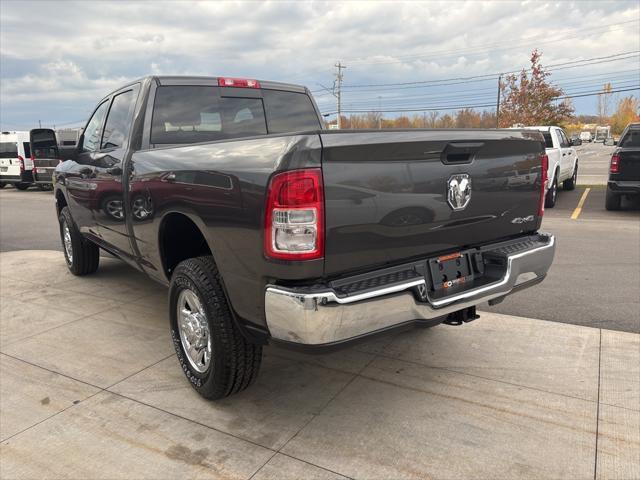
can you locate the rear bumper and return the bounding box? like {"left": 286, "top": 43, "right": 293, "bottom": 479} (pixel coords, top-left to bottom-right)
{"left": 0, "top": 172, "right": 33, "bottom": 183}
{"left": 608, "top": 180, "right": 640, "bottom": 195}
{"left": 265, "top": 234, "right": 555, "bottom": 346}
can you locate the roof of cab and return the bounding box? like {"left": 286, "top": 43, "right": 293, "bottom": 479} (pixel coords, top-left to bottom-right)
{"left": 153, "top": 76, "right": 308, "bottom": 94}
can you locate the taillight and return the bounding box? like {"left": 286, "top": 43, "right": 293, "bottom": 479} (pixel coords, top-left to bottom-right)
{"left": 31, "top": 156, "right": 37, "bottom": 174}
{"left": 218, "top": 77, "right": 260, "bottom": 89}
{"left": 538, "top": 153, "right": 548, "bottom": 217}
{"left": 17, "top": 155, "right": 24, "bottom": 173}
{"left": 264, "top": 169, "right": 324, "bottom": 260}
{"left": 610, "top": 154, "right": 620, "bottom": 174}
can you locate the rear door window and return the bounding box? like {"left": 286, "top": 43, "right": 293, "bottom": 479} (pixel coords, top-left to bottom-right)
{"left": 0, "top": 142, "right": 18, "bottom": 158}
{"left": 22, "top": 142, "right": 31, "bottom": 158}
{"left": 101, "top": 87, "right": 139, "bottom": 149}
{"left": 151, "top": 86, "right": 267, "bottom": 145}
{"left": 541, "top": 132, "right": 553, "bottom": 148}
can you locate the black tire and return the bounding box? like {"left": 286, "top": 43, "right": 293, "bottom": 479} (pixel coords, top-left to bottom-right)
{"left": 605, "top": 188, "right": 621, "bottom": 211}
{"left": 13, "top": 183, "right": 30, "bottom": 191}
{"left": 37, "top": 183, "right": 53, "bottom": 191}
{"left": 563, "top": 164, "right": 577, "bottom": 191}
{"left": 169, "top": 256, "right": 262, "bottom": 400}
{"left": 58, "top": 206, "right": 100, "bottom": 275}
{"left": 544, "top": 173, "right": 558, "bottom": 208}
{"left": 0, "top": 183, "right": 6, "bottom": 189}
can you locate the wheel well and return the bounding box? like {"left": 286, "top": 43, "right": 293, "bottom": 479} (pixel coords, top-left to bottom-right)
{"left": 160, "top": 213, "right": 211, "bottom": 279}
{"left": 55, "top": 190, "right": 67, "bottom": 216}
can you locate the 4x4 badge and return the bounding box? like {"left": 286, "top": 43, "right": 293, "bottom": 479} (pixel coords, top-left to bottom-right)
{"left": 447, "top": 174, "right": 471, "bottom": 211}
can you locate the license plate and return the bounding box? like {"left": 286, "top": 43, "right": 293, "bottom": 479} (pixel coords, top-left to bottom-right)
{"left": 0, "top": 167, "right": 7, "bottom": 172}
{"left": 428, "top": 252, "right": 474, "bottom": 291}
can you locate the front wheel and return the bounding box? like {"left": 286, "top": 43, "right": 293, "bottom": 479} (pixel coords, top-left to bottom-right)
{"left": 605, "top": 188, "right": 621, "bottom": 211}
{"left": 544, "top": 174, "right": 558, "bottom": 208}
{"left": 169, "top": 256, "right": 262, "bottom": 399}
{"left": 58, "top": 206, "right": 100, "bottom": 275}
{"left": 563, "top": 165, "right": 577, "bottom": 191}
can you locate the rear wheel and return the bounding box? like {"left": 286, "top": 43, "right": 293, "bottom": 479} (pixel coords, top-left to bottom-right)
{"left": 13, "top": 183, "right": 30, "bottom": 191}
{"left": 58, "top": 206, "right": 100, "bottom": 275}
{"left": 605, "top": 188, "right": 621, "bottom": 211}
{"left": 563, "top": 164, "right": 577, "bottom": 191}
{"left": 544, "top": 173, "right": 558, "bottom": 208}
{"left": 169, "top": 256, "right": 262, "bottom": 400}
{"left": 0, "top": 183, "right": 5, "bottom": 189}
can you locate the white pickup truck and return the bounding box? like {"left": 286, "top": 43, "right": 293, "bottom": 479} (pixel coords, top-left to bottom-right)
{"left": 528, "top": 126, "right": 579, "bottom": 207}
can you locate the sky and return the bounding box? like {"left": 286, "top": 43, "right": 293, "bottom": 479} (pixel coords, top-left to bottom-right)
{"left": 1, "top": 0, "right": 638, "bottom": 130}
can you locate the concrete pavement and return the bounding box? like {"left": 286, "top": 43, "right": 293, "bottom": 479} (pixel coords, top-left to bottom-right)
{"left": 1, "top": 250, "right": 638, "bottom": 479}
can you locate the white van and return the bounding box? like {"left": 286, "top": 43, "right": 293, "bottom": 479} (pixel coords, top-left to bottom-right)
{"left": 580, "top": 131, "right": 592, "bottom": 142}
{"left": 0, "top": 131, "right": 34, "bottom": 190}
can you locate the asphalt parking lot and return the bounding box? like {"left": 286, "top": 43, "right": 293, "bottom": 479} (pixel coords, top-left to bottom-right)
{"left": 0, "top": 141, "right": 638, "bottom": 479}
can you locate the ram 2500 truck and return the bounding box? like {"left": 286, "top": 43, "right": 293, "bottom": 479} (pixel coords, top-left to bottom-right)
{"left": 54, "top": 76, "right": 555, "bottom": 399}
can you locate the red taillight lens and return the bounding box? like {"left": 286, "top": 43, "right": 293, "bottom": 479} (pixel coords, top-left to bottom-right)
{"left": 218, "top": 77, "right": 260, "bottom": 89}
{"left": 610, "top": 154, "right": 620, "bottom": 173}
{"left": 17, "top": 155, "right": 24, "bottom": 173}
{"left": 31, "top": 156, "right": 37, "bottom": 174}
{"left": 538, "top": 153, "right": 548, "bottom": 217}
{"left": 264, "top": 169, "right": 324, "bottom": 260}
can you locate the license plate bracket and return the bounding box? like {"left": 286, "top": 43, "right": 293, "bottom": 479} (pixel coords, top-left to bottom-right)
{"left": 427, "top": 251, "right": 476, "bottom": 292}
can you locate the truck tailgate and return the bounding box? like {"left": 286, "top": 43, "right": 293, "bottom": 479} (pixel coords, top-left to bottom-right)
{"left": 320, "top": 130, "right": 544, "bottom": 276}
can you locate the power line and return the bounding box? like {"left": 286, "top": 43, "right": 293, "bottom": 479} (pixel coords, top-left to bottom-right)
{"left": 322, "top": 86, "right": 639, "bottom": 114}
{"left": 326, "top": 79, "right": 640, "bottom": 109}
{"left": 313, "top": 70, "right": 640, "bottom": 105}
{"left": 332, "top": 51, "right": 640, "bottom": 90}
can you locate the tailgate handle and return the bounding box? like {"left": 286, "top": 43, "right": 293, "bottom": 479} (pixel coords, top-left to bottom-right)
{"left": 441, "top": 142, "right": 484, "bottom": 164}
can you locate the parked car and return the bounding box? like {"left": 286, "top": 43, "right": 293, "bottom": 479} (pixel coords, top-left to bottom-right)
{"left": 570, "top": 135, "right": 582, "bottom": 146}
{"left": 580, "top": 131, "right": 593, "bottom": 143}
{"left": 0, "top": 131, "right": 34, "bottom": 190}
{"left": 606, "top": 123, "right": 639, "bottom": 210}
{"left": 527, "top": 126, "right": 579, "bottom": 207}
{"left": 30, "top": 128, "right": 60, "bottom": 190}
{"left": 54, "top": 76, "right": 556, "bottom": 399}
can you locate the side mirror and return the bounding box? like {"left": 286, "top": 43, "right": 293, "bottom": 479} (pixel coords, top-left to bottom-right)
{"left": 603, "top": 138, "right": 615, "bottom": 146}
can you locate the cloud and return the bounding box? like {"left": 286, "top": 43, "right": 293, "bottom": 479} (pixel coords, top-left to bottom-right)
{"left": 0, "top": 0, "right": 638, "bottom": 129}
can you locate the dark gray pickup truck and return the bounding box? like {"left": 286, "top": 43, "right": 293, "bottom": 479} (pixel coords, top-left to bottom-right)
{"left": 54, "top": 76, "right": 555, "bottom": 399}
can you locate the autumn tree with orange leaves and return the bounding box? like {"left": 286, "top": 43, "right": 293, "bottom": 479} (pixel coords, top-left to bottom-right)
{"left": 498, "top": 50, "right": 574, "bottom": 127}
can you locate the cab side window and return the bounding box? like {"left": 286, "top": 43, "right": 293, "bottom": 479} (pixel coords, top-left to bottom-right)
{"left": 82, "top": 101, "right": 110, "bottom": 153}
{"left": 558, "top": 130, "right": 570, "bottom": 148}
{"left": 101, "top": 87, "right": 139, "bottom": 150}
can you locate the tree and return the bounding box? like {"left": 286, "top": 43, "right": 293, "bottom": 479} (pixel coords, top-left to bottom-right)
{"left": 498, "top": 50, "right": 574, "bottom": 127}
{"left": 597, "top": 83, "right": 613, "bottom": 124}
{"left": 610, "top": 96, "right": 640, "bottom": 135}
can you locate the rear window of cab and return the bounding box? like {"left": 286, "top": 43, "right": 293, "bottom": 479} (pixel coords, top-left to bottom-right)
{"left": 150, "top": 86, "right": 321, "bottom": 145}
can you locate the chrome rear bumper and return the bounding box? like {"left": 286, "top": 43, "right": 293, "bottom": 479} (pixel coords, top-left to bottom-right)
{"left": 265, "top": 234, "right": 555, "bottom": 346}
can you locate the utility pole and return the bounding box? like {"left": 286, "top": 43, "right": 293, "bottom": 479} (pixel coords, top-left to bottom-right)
{"left": 378, "top": 96, "right": 382, "bottom": 129}
{"left": 38, "top": 120, "right": 42, "bottom": 128}
{"left": 333, "top": 61, "right": 346, "bottom": 129}
{"left": 495, "top": 74, "right": 502, "bottom": 128}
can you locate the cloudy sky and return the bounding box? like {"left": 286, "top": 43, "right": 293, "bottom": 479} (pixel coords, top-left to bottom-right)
{"left": 1, "top": 0, "right": 638, "bottom": 130}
